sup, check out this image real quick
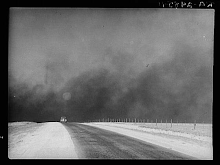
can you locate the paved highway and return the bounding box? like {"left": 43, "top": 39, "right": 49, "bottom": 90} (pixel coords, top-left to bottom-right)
{"left": 63, "top": 123, "right": 195, "bottom": 159}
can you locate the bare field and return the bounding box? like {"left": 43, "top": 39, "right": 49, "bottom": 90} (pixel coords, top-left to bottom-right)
{"left": 87, "top": 122, "right": 212, "bottom": 137}
{"left": 8, "top": 122, "right": 44, "bottom": 153}
{"left": 8, "top": 122, "right": 78, "bottom": 159}
{"left": 128, "top": 123, "right": 212, "bottom": 137}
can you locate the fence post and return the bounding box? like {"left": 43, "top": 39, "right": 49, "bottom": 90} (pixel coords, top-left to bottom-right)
{"left": 171, "top": 119, "right": 172, "bottom": 128}
{"left": 156, "top": 119, "right": 157, "bottom": 126}
{"left": 194, "top": 120, "right": 196, "bottom": 130}
{"left": 166, "top": 119, "right": 167, "bottom": 128}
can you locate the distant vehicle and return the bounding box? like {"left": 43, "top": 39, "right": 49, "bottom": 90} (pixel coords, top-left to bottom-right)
{"left": 60, "top": 116, "right": 67, "bottom": 123}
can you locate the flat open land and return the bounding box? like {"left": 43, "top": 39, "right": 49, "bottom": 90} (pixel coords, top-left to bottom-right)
{"left": 8, "top": 122, "right": 212, "bottom": 159}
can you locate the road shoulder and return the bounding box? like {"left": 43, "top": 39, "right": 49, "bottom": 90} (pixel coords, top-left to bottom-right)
{"left": 8, "top": 122, "right": 78, "bottom": 159}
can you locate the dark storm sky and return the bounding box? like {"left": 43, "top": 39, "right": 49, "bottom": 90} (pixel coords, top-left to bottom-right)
{"left": 8, "top": 8, "right": 213, "bottom": 122}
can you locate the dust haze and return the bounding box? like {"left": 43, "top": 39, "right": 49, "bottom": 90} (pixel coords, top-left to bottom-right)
{"left": 8, "top": 8, "right": 213, "bottom": 122}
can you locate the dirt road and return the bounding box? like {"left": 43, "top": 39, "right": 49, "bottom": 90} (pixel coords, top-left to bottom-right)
{"left": 63, "top": 123, "right": 195, "bottom": 159}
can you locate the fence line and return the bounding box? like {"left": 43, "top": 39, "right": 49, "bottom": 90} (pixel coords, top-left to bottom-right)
{"left": 87, "top": 118, "right": 213, "bottom": 130}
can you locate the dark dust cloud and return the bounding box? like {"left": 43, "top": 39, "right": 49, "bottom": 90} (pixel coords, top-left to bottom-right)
{"left": 8, "top": 9, "right": 213, "bottom": 122}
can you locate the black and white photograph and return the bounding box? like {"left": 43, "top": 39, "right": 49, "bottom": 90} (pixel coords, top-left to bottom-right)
{"left": 8, "top": 8, "right": 213, "bottom": 159}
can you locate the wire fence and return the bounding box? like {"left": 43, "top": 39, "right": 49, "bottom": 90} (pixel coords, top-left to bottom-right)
{"left": 87, "top": 118, "right": 212, "bottom": 133}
